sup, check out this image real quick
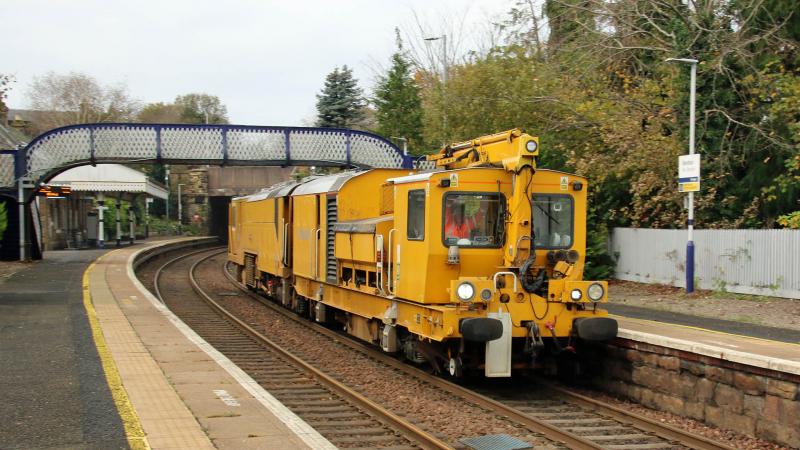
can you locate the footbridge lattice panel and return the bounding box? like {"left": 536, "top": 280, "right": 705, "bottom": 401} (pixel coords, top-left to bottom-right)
{"left": 4, "top": 123, "right": 413, "bottom": 187}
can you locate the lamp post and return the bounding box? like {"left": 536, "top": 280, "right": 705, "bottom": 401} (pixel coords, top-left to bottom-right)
{"left": 391, "top": 136, "right": 408, "bottom": 155}
{"left": 666, "top": 57, "right": 698, "bottom": 293}
{"left": 145, "top": 197, "right": 153, "bottom": 239}
{"left": 425, "top": 34, "right": 447, "bottom": 141}
{"left": 164, "top": 164, "right": 170, "bottom": 221}
{"left": 177, "top": 183, "right": 185, "bottom": 235}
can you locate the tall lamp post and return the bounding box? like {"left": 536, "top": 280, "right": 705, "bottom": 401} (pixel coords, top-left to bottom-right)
{"left": 391, "top": 136, "right": 408, "bottom": 155}
{"left": 164, "top": 165, "right": 170, "bottom": 222}
{"left": 177, "top": 183, "right": 185, "bottom": 235}
{"left": 666, "top": 57, "right": 698, "bottom": 293}
{"left": 425, "top": 34, "right": 447, "bottom": 141}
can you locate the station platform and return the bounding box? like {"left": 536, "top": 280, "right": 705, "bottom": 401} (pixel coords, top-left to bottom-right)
{"left": 607, "top": 308, "right": 800, "bottom": 378}
{"left": 0, "top": 238, "right": 332, "bottom": 450}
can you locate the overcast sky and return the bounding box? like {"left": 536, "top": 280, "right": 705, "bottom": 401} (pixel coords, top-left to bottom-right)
{"left": 3, "top": 0, "right": 512, "bottom": 126}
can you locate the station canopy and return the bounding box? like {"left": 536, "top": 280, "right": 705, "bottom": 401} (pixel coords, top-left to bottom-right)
{"left": 48, "top": 164, "right": 168, "bottom": 199}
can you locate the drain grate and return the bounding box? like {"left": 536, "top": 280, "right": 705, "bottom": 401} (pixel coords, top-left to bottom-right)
{"left": 459, "top": 434, "right": 533, "bottom": 450}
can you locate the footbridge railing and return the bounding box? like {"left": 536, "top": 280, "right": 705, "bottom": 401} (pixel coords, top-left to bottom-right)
{"left": 0, "top": 123, "right": 414, "bottom": 261}
{"left": 1, "top": 123, "right": 412, "bottom": 188}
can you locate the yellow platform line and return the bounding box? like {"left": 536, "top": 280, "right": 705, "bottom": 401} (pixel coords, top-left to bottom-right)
{"left": 611, "top": 313, "right": 800, "bottom": 348}
{"left": 82, "top": 253, "right": 150, "bottom": 450}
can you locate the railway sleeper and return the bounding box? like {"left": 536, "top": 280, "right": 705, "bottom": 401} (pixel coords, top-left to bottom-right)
{"left": 329, "top": 435, "right": 403, "bottom": 444}
{"left": 290, "top": 405, "right": 354, "bottom": 413}
{"left": 605, "top": 444, "right": 678, "bottom": 450}
{"left": 565, "top": 425, "right": 638, "bottom": 433}
{"left": 544, "top": 418, "right": 615, "bottom": 425}
{"left": 320, "top": 428, "right": 395, "bottom": 436}
{"left": 306, "top": 419, "right": 378, "bottom": 428}
{"left": 281, "top": 400, "right": 345, "bottom": 407}
{"left": 299, "top": 412, "right": 366, "bottom": 419}
{"left": 267, "top": 388, "right": 331, "bottom": 395}
{"left": 583, "top": 433, "right": 658, "bottom": 442}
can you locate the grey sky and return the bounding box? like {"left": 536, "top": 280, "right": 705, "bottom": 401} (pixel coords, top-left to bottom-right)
{"left": 3, "top": 0, "right": 511, "bottom": 126}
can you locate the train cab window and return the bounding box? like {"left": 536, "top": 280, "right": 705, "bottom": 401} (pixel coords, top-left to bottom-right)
{"left": 442, "top": 192, "right": 504, "bottom": 247}
{"left": 532, "top": 194, "right": 574, "bottom": 248}
{"left": 407, "top": 190, "right": 425, "bottom": 240}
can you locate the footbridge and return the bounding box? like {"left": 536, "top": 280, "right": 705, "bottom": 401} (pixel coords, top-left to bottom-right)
{"left": 0, "top": 123, "right": 414, "bottom": 260}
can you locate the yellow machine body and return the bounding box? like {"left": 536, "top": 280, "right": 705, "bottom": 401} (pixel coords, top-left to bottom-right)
{"left": 228, "top": 129, "right": 617, "bottom": 376}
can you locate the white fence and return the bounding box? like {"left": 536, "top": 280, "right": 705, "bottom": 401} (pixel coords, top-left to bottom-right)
{"left": 611, "top": 228, "right": 800, "bottom": 299}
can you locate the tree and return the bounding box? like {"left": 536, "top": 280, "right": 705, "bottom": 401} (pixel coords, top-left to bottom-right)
{"left": 316, "top": 66, "right": 365, "bottom": 128}
{"left": 0, "top": 73, "right": 14, "bottom": 116}
{"left": 174, "top": 93, "right": 228, "bottom": 124}
{"left": 137, "top": 102, "right": 183, "bottom": 123}
{"left": 25, "top": 71, "right": 139, "bottom": 135}
{"left": 0, "top": 200, "right": 7, "bottom": 242}
{"left": 374, "top": 30, "right": 425, "bottom": 154}
{"left": 138, "top": 93, "right": 229, "bottom": 124}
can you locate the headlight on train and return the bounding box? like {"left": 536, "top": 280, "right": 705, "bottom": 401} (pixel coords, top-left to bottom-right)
{"left": 456, "top": 282, "right": 475, "bottom": 301}
{"left": 587, "top": 283, "right": 605, "bottom": 302}
{"left": 525, "top": 140, "right": 538, "bottom": 153}
{"left": 570, "top": 289, "right": 582, "bottom": 301}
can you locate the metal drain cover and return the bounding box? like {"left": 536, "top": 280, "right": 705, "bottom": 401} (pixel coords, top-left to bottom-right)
{"left": 217, "top": 291, "right": 239, "bottom": 297}
{"left": 459, "top": 434, "right": 533, "bottom": 450}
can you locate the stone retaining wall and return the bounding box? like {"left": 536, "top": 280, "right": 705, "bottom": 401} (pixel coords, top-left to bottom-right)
{"left": 593, "top": 340, "right": 800, "bottom": 448}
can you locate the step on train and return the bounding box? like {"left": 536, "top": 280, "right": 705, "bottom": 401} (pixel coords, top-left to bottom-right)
{"left": 228, "top": 129, "right": 618, "bottom": 377}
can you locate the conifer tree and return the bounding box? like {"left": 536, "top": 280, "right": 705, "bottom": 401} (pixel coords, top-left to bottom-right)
{"left": 373, "top": 30, "right": 424, "bottom": 154}
{"left": 316, "top": 66, "right": 365, "bottom": 128}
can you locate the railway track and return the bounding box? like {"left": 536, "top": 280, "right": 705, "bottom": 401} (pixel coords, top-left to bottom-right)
{"left": 149, "top": 247, "right": 449, "bottom": 450}
{"left": 210, "top": 255, "right": 737, "bottom": 450}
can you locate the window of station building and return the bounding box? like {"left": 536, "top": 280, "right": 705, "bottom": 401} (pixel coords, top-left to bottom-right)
{"left": 532, "top": 194, "right": 574, "bottom": 249}
{"left": 442, "top": 192, "right": 504, "bottom": 248}
{"left": 407, "top": 190, "right": 425, "bottom": 240}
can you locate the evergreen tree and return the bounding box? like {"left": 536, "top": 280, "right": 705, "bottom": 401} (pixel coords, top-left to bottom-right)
{"left": 316, "top": 66, "right": 365, "bottom": 128}
{"left": 373, "top": 30, "right": 424, "bottom": 154}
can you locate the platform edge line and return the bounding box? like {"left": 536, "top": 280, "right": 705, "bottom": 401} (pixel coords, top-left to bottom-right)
{"left": 83, "top": 255, "right": 151, "bottom": 450}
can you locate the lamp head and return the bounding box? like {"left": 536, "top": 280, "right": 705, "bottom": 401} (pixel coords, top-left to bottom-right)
{"left": 665, "top": 57, "right": 698, "bottom": 64}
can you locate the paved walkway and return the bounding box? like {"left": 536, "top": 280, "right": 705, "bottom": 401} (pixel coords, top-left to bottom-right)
{"left": 0, "top": 248, "right": 129, "bottom": 450}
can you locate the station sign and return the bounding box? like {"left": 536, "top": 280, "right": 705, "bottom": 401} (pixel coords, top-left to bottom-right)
{"left": 678, "top": 154, "right": 700, "bottom": 193}
{"left": 36, "top": 185, "right": 72, "bottom": 198}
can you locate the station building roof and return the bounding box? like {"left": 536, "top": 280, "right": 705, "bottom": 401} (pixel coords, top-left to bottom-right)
{"left": 49, "top": 164, "right": 168, "bottom": 199}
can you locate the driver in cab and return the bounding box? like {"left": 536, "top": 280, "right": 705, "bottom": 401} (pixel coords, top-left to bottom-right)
{"left": 444, "top": 199, "right": 484, "bottom": 241}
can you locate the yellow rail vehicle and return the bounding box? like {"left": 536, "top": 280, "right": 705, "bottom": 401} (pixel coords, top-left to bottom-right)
{"left": 228, "top": 129, "right": 617, "bottom": 377}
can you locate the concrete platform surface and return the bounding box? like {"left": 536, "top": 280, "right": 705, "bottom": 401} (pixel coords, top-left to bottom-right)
{"left": 617, "top": 315, "right": 800, "bottom": 376}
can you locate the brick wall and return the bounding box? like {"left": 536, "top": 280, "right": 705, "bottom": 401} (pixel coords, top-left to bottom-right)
{"left": 594, "top": 342, "right": 800, "bottom": 448}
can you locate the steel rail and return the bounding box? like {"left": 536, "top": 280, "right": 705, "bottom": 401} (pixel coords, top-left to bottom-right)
{"left": 540, "top": 381, "right": 736, "bottom": 450}
{"left": 222, "top": 261, "right": 736, "bottom": 450}
{"left": 152, "top": 246, "right": 225, "bottom": 302}
{"left": 188, "top": 251, "right": 451, "bottom": 450}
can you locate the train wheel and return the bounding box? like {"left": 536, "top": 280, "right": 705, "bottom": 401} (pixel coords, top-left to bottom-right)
{"left": 447, "top": 356, "right": 463, "bottom": 378}
{"left": 295, "top": 297, "right": 309, "bottom": 316}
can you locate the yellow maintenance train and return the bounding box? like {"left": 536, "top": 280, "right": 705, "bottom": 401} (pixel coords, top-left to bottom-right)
{"left": 228, "top": 129, "right": 617, "bottom": 377}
